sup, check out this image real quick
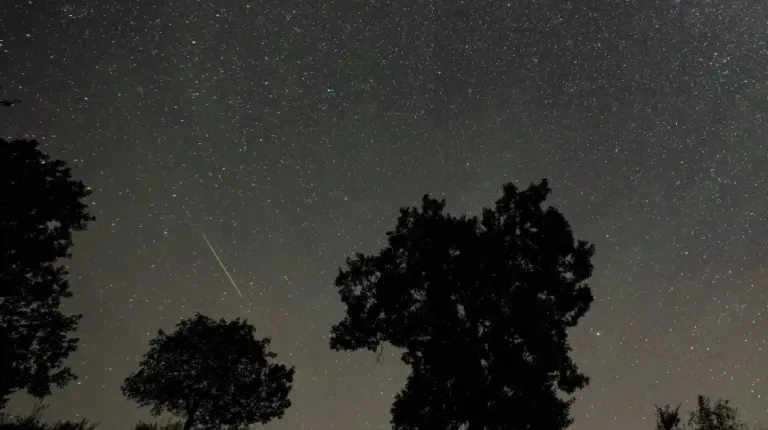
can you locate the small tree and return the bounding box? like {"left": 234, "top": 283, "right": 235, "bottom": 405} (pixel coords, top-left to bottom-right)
{"left": 0, "top": 139, "right": 94, "bottom": 408}
{"left": 330, "top": 179, "right": 595, "bottom": 430}
{"left": 122, "top": 313, "right": 294, "bottom": 430}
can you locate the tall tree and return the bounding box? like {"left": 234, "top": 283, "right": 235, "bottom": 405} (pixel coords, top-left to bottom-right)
{"left": 655, "top": 404, "right": 683, "bottom": 430}
{"left": 329, "top": 179, "right": 595, "bottom": 430}
{"left": 122, "top": 313, "right": 295, "bottom": 430}
{"left": 0, "top": 139, "right": 94, "bottom": 409}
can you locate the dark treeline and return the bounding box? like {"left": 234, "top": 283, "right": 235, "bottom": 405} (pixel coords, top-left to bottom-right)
{"left": 0, "top": 93, "right": 762, "bottom": 429}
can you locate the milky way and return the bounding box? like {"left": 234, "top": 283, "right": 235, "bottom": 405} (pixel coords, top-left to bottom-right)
{"left": 2, "top": 1, "right": 768, "bottom": 428}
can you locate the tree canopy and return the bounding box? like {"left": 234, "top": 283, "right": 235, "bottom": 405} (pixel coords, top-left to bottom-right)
{"left": 654, "top": 396, "right": 747, "bottom": 430}
{"left": 655, "top": 404, "right": 683, "bottom": 430}
{"left": 132, "top": 421, "right": 183, "bottom": 430}
{"left": 0, "top": 139, "right": 94, "bottom": 408}
{"left": 329, "top": 179, "right": 595, "bottom": 430}
{"left": 122, "top": 313, "right": 295, "bottom": 430}
{"left": 687, "top": 395, "right": 746, "bottom": 430}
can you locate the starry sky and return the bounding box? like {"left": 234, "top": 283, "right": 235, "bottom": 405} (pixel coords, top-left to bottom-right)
{"left": 2, "top": 0, "right": 768, "bottom": 429}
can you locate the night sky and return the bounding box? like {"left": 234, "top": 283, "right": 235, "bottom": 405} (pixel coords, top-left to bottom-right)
{"left": 2, "top": 1, "right": 768, "bottom": 429}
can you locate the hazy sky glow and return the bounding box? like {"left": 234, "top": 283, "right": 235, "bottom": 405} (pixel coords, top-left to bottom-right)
{"left": 3, "top": 1, "right": 768, "bottom": 429}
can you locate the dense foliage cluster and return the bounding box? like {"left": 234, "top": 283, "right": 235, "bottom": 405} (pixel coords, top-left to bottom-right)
{"left": 655, "top": 396, "right": 748, "bottom": 430}
{"left": 0, "top": 139, "right": 93, "bottom": 408}
{"left": 331, "top": 180, "right": 594, "bottom": 429}
{"left": 122, "top": 314, "right": 294, "bottom": 430}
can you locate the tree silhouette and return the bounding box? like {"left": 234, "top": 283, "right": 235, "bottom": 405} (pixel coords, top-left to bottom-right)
{"left": 329, "top": 179, "right": 595, "bottom": 430}
{"left": 655, "top": 404, "right": 683, "bottom": 430}
{"left": 122, "top": 313, "right": 295, "bottom": 430}
{"left": 0, "top": 140, "right": 94, "bottom": 409}
{"left": 687, "top": 396, "right": 746, "bottom": 430}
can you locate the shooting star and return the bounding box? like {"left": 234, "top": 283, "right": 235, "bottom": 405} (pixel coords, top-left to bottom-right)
{"left": 201, "top": 232, "right": 244, "bottom": 299}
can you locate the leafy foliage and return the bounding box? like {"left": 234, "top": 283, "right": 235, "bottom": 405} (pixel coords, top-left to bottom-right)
{"left": 653, "top": 396, "right": 748, "bottom": 430}
{"left": 132, "top": 421, "right": 183, "bottom": 430}
{"left": 122, "top": 313, "right": 295, "bottom": 430}
{"left": 330, "top": 179, "right": 595, "bottom": 430}
{"left": 0, "top": 140, "right": 94, "bottom": 408}
{"left": 0, "top": 403, "right": 96, "bottom": 430}
{"left": 655, "top": 404, "right": 683, "bottom": 430}
{"left": 687, "top": 396, "right": 746, "bottom": 430}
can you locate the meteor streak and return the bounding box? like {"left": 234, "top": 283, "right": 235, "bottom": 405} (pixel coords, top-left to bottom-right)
{"left": 201, "top": 232, "right": 244, "bottom": 298}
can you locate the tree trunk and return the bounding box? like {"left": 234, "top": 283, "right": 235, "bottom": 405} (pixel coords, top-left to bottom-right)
{"left": 182, "top": 414, "right": 195, "bottom": 430}
{"left": 467, "top": 357, "right": 488, "bottom": 430}
{"left": 183, "top": 404, "right": 199, "bottom": 430}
